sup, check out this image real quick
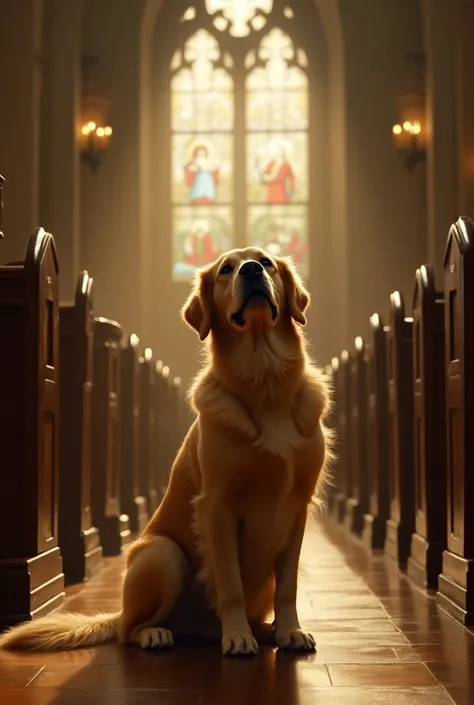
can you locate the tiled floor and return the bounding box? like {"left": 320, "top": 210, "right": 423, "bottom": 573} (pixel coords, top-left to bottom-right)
{"left": 1, "top": 521, "right": 472, "bottom": 704}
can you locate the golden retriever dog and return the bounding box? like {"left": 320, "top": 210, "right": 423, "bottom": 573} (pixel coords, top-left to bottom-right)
{"left": 0, "top": 248, "right": 332, "bottom": 657}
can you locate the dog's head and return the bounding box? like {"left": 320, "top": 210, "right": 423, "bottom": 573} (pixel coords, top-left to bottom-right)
{"left": 182, "top": 248, "right": 309, "bottom": 341}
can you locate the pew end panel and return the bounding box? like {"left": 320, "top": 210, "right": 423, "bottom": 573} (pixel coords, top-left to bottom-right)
{"left": 437, "top": 217, "right": 474, "bottom": 625}
{"left": 327, "top": 355, "right": 344, "bottom": 523}
{"left": 346, "top": 337, "right": 369, "bottom": 535}
{"left": 91, "top": 317, "right": 131, "bottom": 556}
{"left": 362, "top": 314, "right": 389, "bottom": 552}
{"left": 154, "top": 360, "right": 167, "bottom": 504}
{"left": 338, "top": 351, "right": 355, "bottom": 529}
{"left": 59, "top": 272, "right": 103, "bottom": 584}
{"left": 159, "top": 364, "right": 173, "bottom": 497}
{"left": 120, "top": 335, "right": 148, "bottom": 533}
{"left": 323, "top": 361, "right": 339, "bottom": 516}
{"left": 0, "top": 229, "right": 64, "bottom": 627}
{"left": 385, "top": 291, "right": 415, "bottom": 569}
{"left": 408, "top": 265, "right": 446, "bottom": 591}
{"left": 171, "top": 375, "right": 184, "bottom": 468}
{"left": 138, "top": 348, "right": 158, "bottom": 515}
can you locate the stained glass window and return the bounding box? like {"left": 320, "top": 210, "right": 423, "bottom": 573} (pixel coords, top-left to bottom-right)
{"left": 173, "top": 206, "right": 233, "bottom": 274}
{"left": 170, "top": 5, "right": 310, "bottom": 280}
{"left": 171, "top": 30, "right": 234, "bottom": 280}
{"left": 206, "top": 0, "right": 273, "bottom": 37}
{"left": 246, "top": 29, "right": 309, "bottom": 276}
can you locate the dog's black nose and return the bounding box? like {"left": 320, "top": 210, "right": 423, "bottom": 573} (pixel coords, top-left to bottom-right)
{"left": 239, "top": 260, "right": 264, "bottom": 278}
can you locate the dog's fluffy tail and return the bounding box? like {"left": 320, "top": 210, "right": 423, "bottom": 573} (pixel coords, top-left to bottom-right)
{"left": 0, "top": 611, "right": 121, "bottom": 651}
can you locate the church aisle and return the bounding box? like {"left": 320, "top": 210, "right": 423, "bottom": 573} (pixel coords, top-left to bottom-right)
{"left": 0, "top": 522, "right": 471, "bottom": 705}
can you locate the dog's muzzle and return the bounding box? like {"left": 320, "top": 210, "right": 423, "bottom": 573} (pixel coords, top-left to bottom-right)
{"left": 231, "top": 260, "right": 278, "bottom": 327}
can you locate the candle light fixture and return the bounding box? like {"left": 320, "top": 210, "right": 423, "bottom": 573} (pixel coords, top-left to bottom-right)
{"left": 392, "top": 92, "right": 426, "bottom": 171}
{"left": 78, "top": 96, "right": 113, "bottom": 172}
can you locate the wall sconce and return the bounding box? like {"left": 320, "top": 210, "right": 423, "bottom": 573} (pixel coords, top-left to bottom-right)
{"left": 392, "top": 92, "right": 426, "bottom": 171}
{"left": 78, "top": 96, "right": 112, "bottom": 172}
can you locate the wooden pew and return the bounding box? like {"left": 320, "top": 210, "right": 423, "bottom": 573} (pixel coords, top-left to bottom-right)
{"left": 329, "top": 358, "right": 345, "bottom": 519}
{"left": 0, "top": 174, "right": 4, "bottom": 239}
{"left": 362, "top": 314, "right": 390, "bottom": 551}
{"left": 437, "top": 216, "right": 474, "bottom": 625}
{"left": 178, "top": 372, "right": 194, "bottom": 447}
{"left": 119, "top": 334, "right": 149, "bottom": 533}
{"left": 346, "top": 337, "right": 369, "bottom": 535}
{"left": 324, "top": 362, "right": 339, "bottom": 514}
{"left": 385, "top": 292, "right": 415, "bottom": 568}
{"left": 337, "top": 350, "right": 352, "bottom": 525}
{"left": 153, "top": 360, "right": 166, "bottom": 503}
{"left": 58, "top": 272, "right": 103, "bottom": 584}
{"left": 0, "top": 229, "right": 64, "bottom": 627}
{"left": 91, "top": 317, "right": 131, "bottom": 555}
{"left": 177, "top": 375, "right": 191, "bottom": 449}
{"left": 160, "top": 365, "right": 173, "bottom": 490}
{"left": 138, "top": 348, "right": 158, "bottom": 514}
{"left": 407, "top": 265, "right": 446, "bottom": 590}
{"left": 171, "top": 375, "right": 183, "bottom": 467}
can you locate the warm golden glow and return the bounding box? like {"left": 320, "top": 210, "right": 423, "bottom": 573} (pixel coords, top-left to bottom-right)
{"left": 79, "top": 118, "right": 113, "bottom": 171}
{"left": 80, "top": 122, "right": 112, "bottom": 143}
{"left": 393, "top": 92, "right": 426, "bottom": 164}
{"left": 392, "top": 115, "right": 425, "bottom": 165}
{"left": 79, "top": 95, "right": 112, "bottom": 169}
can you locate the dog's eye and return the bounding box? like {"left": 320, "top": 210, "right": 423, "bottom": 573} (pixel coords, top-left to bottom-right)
{"left": 219, "top": 263, "right": 233, "bottom": 276}
{"left": 260, "top": 257, "right": 273, "bottom": 268}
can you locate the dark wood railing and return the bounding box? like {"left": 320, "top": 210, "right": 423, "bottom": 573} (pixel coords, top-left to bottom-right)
{"left": 329, "top": 216, "right": 474, "bottom": 627}
{"left": 0, "top": 226, "right": 188, "bottom": 629}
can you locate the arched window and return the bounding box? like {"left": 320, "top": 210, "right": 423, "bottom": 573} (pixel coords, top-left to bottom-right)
{"left": 164, "top": 0, "right": 316, "bottom": 281}
{"left": 245, "top": 29, "right": 308, "bottom": 276}
{"left": 171, "top": 30, "right": 234, "bottom": 278}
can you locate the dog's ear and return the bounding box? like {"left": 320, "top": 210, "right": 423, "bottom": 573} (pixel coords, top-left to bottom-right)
{"left": 181, "top": 265, "right": 213, "bottom": 341}
{"left": 278, "top": 257, "right": 310, "bottom": 325}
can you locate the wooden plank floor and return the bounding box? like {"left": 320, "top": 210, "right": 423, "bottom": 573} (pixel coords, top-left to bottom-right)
{"left": 0, "top": 521, "right": 472, "bottom": 704}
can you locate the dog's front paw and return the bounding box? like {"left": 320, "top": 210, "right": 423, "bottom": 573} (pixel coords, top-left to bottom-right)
{"left": 137, "top": 627, "right": 175, "bottom": 650}
{"left": 222, "top": 630, "right": 258, "bottom": 657}
{"left": 275, "top": 628, "right": 316, "bottom": 652}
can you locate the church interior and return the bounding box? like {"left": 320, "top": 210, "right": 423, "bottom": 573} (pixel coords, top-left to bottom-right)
{"left": 1, "top": 0, "right": 474, "bottom": 703}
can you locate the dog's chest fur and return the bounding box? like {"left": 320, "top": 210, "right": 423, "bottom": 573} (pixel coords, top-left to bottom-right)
{"left": 253, "top": 405, "right": 305, "bottom": 459}
{"left": 226, "top": 424, "right": 320, "bottom": 513}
